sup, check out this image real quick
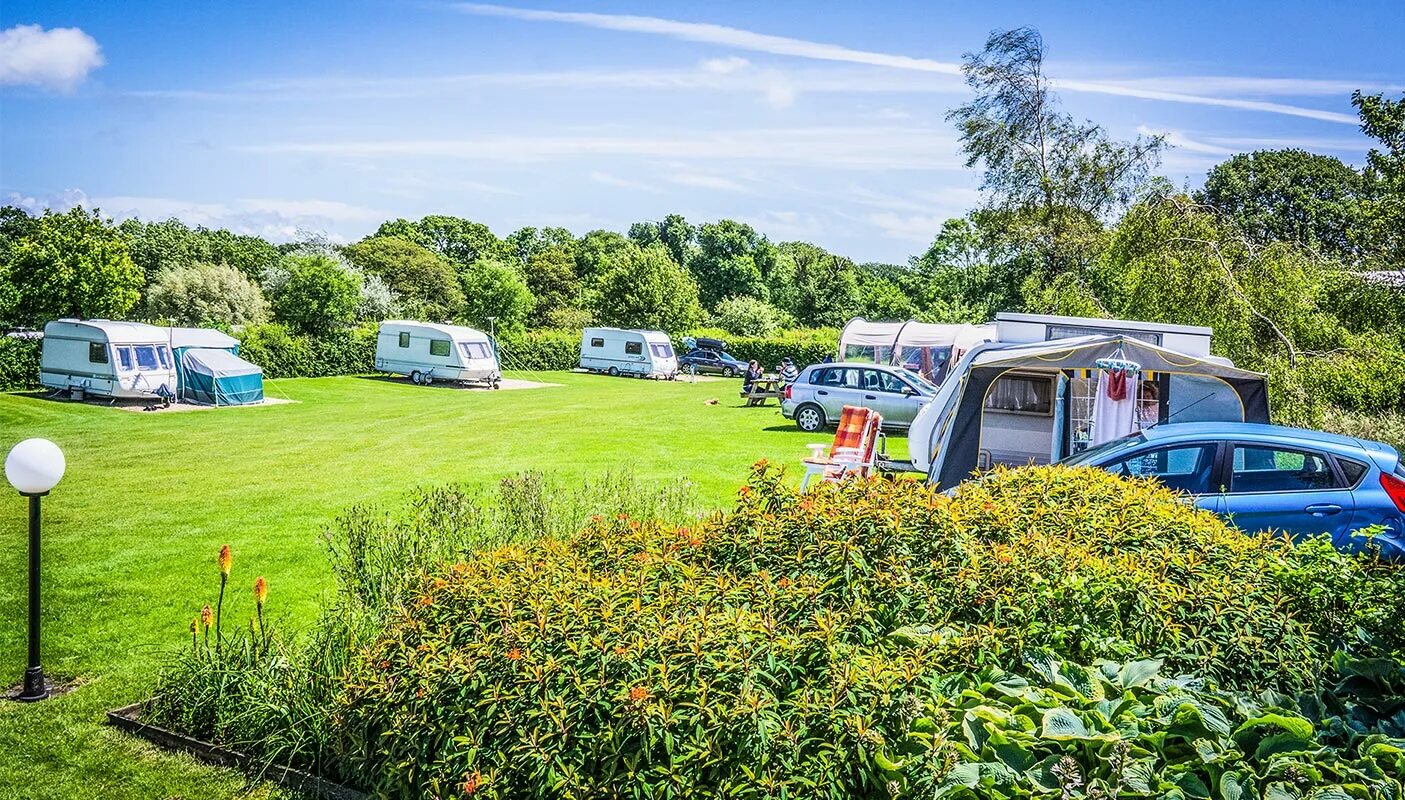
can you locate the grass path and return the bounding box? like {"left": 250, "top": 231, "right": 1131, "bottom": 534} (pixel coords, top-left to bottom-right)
{"left": 0, "top": 372, "right": 907, "bottom": 799}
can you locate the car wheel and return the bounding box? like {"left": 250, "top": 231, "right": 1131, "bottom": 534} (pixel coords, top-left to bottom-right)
{"left": 795, "top": 404, "right": 825, "bottom": 432}
{"left": 721, "top": 366, "right": 735, "bottom": 378}
{"left": 410, "top": 370, "right": 423, "bottom": 385}
{"left": 607, "top": 366, "right": 619, "bottom": 377}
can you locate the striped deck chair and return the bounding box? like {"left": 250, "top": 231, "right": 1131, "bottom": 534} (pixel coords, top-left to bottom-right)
{"left": 800, "top": 405, "right": 884, "bottom": 491}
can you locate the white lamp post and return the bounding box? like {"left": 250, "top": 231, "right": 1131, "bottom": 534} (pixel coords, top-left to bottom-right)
{"left": 4, "top": 438, "right": 65, "bottom": 702}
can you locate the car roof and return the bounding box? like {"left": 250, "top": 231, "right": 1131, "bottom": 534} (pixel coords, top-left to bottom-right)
{"left": 803, "top": 361, "right": 907, "bottom": 371}
{"left": 1141, "top": 421, "right": 1385, "bottom": 454}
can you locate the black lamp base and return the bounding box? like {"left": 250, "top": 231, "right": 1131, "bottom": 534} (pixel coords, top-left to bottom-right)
{"left": 16, "top": 667, "right": 47, "bottom": 702}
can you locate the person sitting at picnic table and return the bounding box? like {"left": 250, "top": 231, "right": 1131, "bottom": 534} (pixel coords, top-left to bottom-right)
{"left": 743, "top": 359, "right": 763, "bottom": 392}
{"left": 779, "top": 357, "right": 800, "bottom": 384}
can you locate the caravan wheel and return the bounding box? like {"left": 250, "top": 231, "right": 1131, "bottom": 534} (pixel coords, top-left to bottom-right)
{"left": 607, "top": 366, "right": 619, "bottom": 377}
{"left": 410, "top": 370, "right": 424, "bottom": 385}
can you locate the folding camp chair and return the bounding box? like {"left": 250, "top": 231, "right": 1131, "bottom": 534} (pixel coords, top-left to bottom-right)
{"left": 799, "top": 405, "right": 884, "bottom": 491}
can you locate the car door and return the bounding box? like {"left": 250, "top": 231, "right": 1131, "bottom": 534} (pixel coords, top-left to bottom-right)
{"left": 1098, "top": 442, "right": 1222, "bottom": 515}
{"left": 1219, "top": 443, "right": 1356, "bottom": 542}
{"left": 865, "top": 369, "right": 924, "bottom": 427}
{"left": 811, "top": 366, "right": 864, "bottom": 421}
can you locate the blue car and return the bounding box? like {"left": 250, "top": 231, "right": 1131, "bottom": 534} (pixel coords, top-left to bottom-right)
{"left": 1060, "top": 422, "right": 1405, "bottom": 559}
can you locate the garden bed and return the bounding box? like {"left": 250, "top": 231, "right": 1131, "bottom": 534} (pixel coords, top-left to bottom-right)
{"left": 105, "top": 700, "right": 366, "bottom": 800}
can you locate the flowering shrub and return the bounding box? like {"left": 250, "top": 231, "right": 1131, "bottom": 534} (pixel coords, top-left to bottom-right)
{"left": 330, "top": 465, "right": 1403, "bottom": 796}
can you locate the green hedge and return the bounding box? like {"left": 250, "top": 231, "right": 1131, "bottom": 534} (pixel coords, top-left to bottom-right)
{"left": 0, "top": 336, "right": 41, "bottom": 391}
{"left": 330, "top": 465, "right": 1402, "bottom": 795}
{"left": 496, "top": 329, "right": 579, "bottom": 372}
{"left": 235, "top": 323, "right": 376, "bottom": 379}
{"left": 679, "top": 327, "right": 838, "bottom": 369}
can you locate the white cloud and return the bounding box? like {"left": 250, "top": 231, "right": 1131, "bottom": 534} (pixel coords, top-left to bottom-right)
{"left": 454, "top": 4, "right": 1367, "bottom": 124}
{"left": 700, "top": 56, "right": 748, "bottom": 74}
{"left": 666, "top": 172, "right": 750, "bottom": 192}
{"left": 0, "top": 24, "right": 104, "bottom": 91}
{"left": 6, "top": 190, "right": 386, "bottom": 242}
{"left": 454, "top": 3, "right": 963, "bottom": 75}
{"left": 863, "top": 212, "right": 951, "bottom": 243}
{"left": 1135, "top": 125, "right": 1239, "bottom": 156}
{"left": 876, "top": 107, "right": 912, "bottom": 120}
{"left": 238, "top": 126, "right": 965, "bottom": 170}
{"left": 589, "top": 170, "right": 661, "bottom": 192}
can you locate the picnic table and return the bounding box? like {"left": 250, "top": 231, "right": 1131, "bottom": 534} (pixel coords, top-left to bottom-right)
{"left": 741, "top": 375, "right": 785, "bottom": 406}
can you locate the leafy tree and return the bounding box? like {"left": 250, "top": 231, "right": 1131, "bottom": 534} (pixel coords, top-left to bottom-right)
{"left": 947, "top": 27, "right": 1164, "bottom": 280}
{"left": 574, "top": 229, "right": 635, "bottom": 281}
{"left": 522, "top": 247, "right": 580, "bottom": 327}
{"left": 505, "top": 226, "right": 576, "bottom": 270}
{"left": 458, "top": 258, "right": 534, "bottom": 336}
{"left": 785, "top": 242, "right": 860, "bottom": 327}
{"left": 145, "top": 262, "right": 269, "bottom": 327}
{"left": 594, "top": 243, "right": 703, "bottom": 332}
{"left": 3, "top": 207, "right": 142, "bottom": 327}
{"left": 1098, "top": 191, "right": 1338, "bottom": 367}
{"left": 342, "top": 236, "right": 464, "bottom": 321}
{"left": 121, "top": 218, "right": 279, "bottom": 282}
{"left": 268, "top": 253, "right": 362, "bottom": 335}
{"left": 628, "top": 214, "right": 696, "bottom": 269}
{"left": 692, "top": 220, "right": 774, "bottom": 307}
{"left": 1200, "top": 150, "right": 1367, "bottom": 262}
{"left": 1352, "top": 91, "right": 1405, "bottom": 268}
{"left": 711, "top": 295, "right": 793, "bottom": 337}
{"left": 856, "top": 273, "right": 917, "bottom": 320}
{"left": 375, "top": 216, "right": 507, "bottom": 268}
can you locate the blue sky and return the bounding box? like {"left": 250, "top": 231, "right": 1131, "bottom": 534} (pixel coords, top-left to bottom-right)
{"left": 2, "top": 1, "right": 1402, "bottom": 263}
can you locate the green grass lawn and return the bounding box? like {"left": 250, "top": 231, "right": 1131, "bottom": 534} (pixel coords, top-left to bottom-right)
{"left": 0, "top": 372, "right": 907, "bottom": 799}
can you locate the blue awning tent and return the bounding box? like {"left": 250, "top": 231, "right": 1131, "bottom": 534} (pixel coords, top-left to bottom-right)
{"left": 176, "top": 347, "right": 264, "bottom": 406}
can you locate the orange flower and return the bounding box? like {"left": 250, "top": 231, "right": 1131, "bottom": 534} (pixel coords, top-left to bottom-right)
{"left": 506, "top": 648, "right": 523, "bottom": 661}
{"left": 189, "top": 617, "right": 199, "bottom": 634}
{"left": 218, "top": 544, "right": 233, "bottom": 577}
{"left": 777, "top": 577, "right": 792, "bottom": 589}
{"left": 418, "top": 595, "right": 434, "bottom": 606}
{"left": 254, "top": 576, "right": 268, "bottom": 607}
{"left": 200, "top": 605, "right": 214, "bottom": 630}
{"left": 628, "top": 686, "right": 650, "bottom": 703}
{"left": 462, "top": 772, "right": 483, "bottom": 795}
{"left": 739, "top": 486, "right": 751, "bottom": 496}
{"left": 612, "top": 645, "right": 628, "bottom": 656}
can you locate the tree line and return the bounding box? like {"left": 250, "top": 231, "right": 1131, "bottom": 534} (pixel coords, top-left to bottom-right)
{"left": 0, "top": 27, "right": 1401, "bottom": 424}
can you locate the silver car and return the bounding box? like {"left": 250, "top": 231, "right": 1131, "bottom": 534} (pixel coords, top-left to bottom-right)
{"left": 781, "top": 362, "right": 938, "bottom": 432}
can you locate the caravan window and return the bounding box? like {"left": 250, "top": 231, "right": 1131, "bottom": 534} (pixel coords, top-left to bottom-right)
{"left": 650, "top": 343, "right": 673, "bottom": 358}
{"left": 89, "top": 342, "right": 109, "bottom": 364}
{"left": 625, "top": 341, "right": 643, "bottom": 355}
{"left": 157, "top": 346, "right": 172, "bottom": 369}
{"left": 117, "top": 347, "right": 133, "bottom": 371}
{"left": 430, "top": 339, "right": 451, "bottom": 357}
{"left": 985, "top": 374, "right": 1053, "bottom": 415}
{"left": 460, "top": 341, "right": 491, "bottom": 360}
{"left": 398, "top": 331, "right": 410, "bottom": 348}
{"left": 590, "top": 337, "right": 604, "bottom": 348}
{"left": 1046, "top": 325, "right": 1161, "bottom": 346}
{"left": 133, "top": 346, "right": 159, "bottom": 371}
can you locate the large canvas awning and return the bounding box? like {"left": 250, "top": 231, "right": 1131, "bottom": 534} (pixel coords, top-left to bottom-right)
{"left": 924, "top": 334, "right": 1269, "bottom": 488}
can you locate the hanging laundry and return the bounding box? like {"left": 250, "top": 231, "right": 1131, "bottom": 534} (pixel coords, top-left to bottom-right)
{"left": 1091, "top": 367, "right": 1138, "bottom": 446}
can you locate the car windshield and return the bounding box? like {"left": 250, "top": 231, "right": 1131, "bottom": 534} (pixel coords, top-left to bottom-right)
{"left": 897, "top": 368, "right": 938, "bottom": 393}
{"left": 1060, "top": 433, "right": 1150, "bottom": 466}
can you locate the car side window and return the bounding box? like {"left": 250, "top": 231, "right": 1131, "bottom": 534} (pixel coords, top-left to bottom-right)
{"left": 1107, "top": 443, "right": 1218, "bottom": 495}
{"left": 1231, "top": 445, "right": 1342, "bottom": 493}
{"left": 1335, "top": 457, "right": 1369, "bottom": 488}
{"left": 871, "top": 371, "right": 908, "bottom": 393}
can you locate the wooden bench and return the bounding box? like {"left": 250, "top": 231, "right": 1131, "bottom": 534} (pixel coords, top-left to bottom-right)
{"left": 740, "top": 377, "right": 785, "bottom": 406}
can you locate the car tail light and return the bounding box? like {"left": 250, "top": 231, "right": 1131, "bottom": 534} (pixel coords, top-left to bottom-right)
{"left": 1382, "top": 471, "right": 1405, "bottom": 513}
{"left": 784, "top": 383, "right": 793, "bottom": 400}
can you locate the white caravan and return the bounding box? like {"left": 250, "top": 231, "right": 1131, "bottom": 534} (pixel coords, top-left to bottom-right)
{"left": 897, "top": 313, "right": 1271, "bottom": 487}
{"left": 579, "top": 328, "right": 678, "bottom": 379}
{"left": 39, "top": 319, "right": 178, "bottom": 400}
{"left": 375, "top": 321, "right": 500, "bottom": 388}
